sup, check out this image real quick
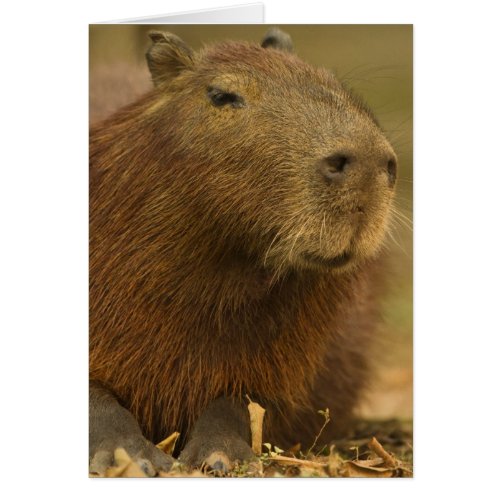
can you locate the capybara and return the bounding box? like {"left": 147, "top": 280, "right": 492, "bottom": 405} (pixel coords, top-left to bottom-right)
{"left": 89, "top": 28, "right": 397, "bottom": 474}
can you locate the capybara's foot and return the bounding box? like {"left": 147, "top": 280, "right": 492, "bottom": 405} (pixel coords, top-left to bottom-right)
{"left": 179, "top": 433, "right": 254, "bottom": 473}
{"left": 179, "top": 397, "right": 255, "bottom": 473}
{"left": 89, "top": 382, "right": 173, "bottom": 476}
{"left": 89, "top": 434, "right": 173, "bottom": 476}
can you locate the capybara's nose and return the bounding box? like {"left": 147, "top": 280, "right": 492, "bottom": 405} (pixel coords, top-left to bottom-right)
{"left": 318, "top": 150, "right": 397, "bottom": 188}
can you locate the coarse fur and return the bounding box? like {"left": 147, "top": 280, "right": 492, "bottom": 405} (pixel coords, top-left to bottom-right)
{"left": 90, "top": 31, "right": 397, "bottom": 452}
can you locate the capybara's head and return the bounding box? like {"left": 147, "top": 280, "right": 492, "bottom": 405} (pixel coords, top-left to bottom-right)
{"left": 143, "top": 29, "right": 397, "bottom": 275}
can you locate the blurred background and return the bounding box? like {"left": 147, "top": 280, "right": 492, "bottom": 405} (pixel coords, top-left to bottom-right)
{"left": 89, "top": 24, "right": 413, "bottom": 422}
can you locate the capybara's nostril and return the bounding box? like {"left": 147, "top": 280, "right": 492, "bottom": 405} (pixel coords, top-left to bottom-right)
{"left": 326, "top": 154, "right": 348, "bottom": 173}
{"left": 386, "top": 157, "right": 397, "bottom": 188}
{"left": 319, "top": 154, "right": 350, "bottom": 183}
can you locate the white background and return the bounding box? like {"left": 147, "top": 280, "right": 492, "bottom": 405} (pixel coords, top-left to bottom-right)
{"left": 1, "top": 0, "right": 499, "bottom": 497}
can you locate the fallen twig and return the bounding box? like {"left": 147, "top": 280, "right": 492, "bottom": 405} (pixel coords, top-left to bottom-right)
{"left": 307, "top": 408, "right": 331, "bottom": 455}
{"left": 264, "top": 455, "right": 326, "bottom": 469}
{"left": 367, "top": 437, "right": 397, "bottom": 468}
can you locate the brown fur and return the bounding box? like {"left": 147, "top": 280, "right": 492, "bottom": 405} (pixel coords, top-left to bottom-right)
{"left": 90, "top": 35, "right": 396, "bottom": 450}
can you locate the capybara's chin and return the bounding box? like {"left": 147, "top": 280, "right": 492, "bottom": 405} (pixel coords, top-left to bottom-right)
{"left": 298, "top": 250, "right": 355, "bottom": 272}
{"left": 256, "top": 197, "right": 393, "bottom": 275}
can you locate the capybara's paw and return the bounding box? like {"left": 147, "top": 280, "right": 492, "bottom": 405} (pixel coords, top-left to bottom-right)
{"left": 89, "top": 434, "right": 173, "bottom": 477}
{"left": 179, "top": 434, "right": 255, "bottom": 474}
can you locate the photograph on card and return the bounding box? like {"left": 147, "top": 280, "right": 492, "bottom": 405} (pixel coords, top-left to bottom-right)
{"left": 89, "top": 24, "right": 413, "bottom": 478}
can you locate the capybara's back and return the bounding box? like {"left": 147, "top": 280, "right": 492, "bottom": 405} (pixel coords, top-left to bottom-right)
{"left": 89, "top": 29, "right": 397, "bottom": 473}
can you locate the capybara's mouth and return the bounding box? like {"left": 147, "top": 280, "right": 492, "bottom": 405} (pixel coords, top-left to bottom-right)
{"left": 301, "top": 250, "right": 352, "bottom": 268}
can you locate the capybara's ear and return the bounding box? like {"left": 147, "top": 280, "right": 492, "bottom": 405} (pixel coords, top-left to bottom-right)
{"left": 261, "top": 28, "right": 293, "bottom": 52}
{"left": 146, "top": 31, "right": 196, "bottom": 86}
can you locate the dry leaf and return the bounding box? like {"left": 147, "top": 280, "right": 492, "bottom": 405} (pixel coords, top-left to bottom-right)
{"left": 327, "top": 445, "right": 343, "bottom": 477}
{"left": 246, "top": 396, "right": 266, "bottom": 455}
{"left": 299, "top": 467, "right": 329, "bottom": 478}
{"left": 156, "top": 431, "right": 180, "bottom": 455}
{"left": 351, "top": 459, "right": 391, "bottom": 472}
{"left": 367, "top": 436, "right": 397, "bottom": 468}
{"left": 265, "top": 455, "right": 326, "bottom": 469}
{"left": 158, "top": 469, "right": 207, "bottom": 478}
{"left": 105, "top": 448, "right": 148, "bottom": 478}
{"left": 353, "top": 457, "right": 386, "bottom": 468}
{"left": 344, "top": 461, "right": 393, "bottom": 478}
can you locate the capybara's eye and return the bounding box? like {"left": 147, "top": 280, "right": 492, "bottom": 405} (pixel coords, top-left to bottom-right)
{"left": 207, "top": 87, "right": 245, "bottom": 108}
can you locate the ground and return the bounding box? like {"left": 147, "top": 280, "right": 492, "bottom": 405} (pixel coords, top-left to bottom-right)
{"left": 91, "top": 416, "right": 413, "bottom": 478}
